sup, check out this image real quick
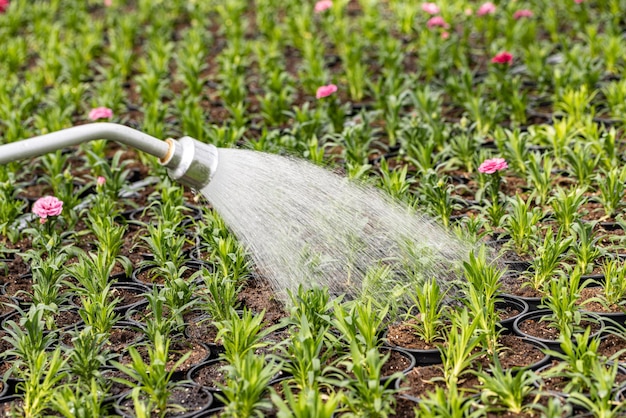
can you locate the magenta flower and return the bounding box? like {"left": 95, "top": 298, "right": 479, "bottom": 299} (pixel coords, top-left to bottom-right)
{"left": 421, "top": 2, "right": 440, "bottom": 14}
{"left": 33, "top": 196, "right": 63, "bottom": 223}
{"left": 316, "top": 84, "right": 338, "bottom": 99}
{"left": 88, "top": 107, "right": 113, "bottom": 121}
{"left": 513, "top": 9, "right": 533, "bottom": 19}
{"left": 0, "top": 0, "right": 8, "bottom": 13}
{"left": 479, "top": 158, "right": 508, "bottom": 174}
{"left": 96, "top": 176, "right": 106, "bottom": 186}
{"left": 491, "top": 51, "right": 513, "bottom": 65}
{"left": 477, "top": 2, "right": 496, "bottom": 16}
{"left": 427, "top": 16, "right": 449, "bottom": 29}
{"left": 314, "top": 0, "right": 332, "bottom": 13}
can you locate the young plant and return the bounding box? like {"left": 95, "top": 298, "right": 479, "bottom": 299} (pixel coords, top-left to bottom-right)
{"left": 201, "top": 268, "right": 242, "bottom": 322}
{"left": 15, "top": 348, "right": 68, "bottom": 418}
{"left": 78, "top": 286, "right": 121, "bottom": 336}
{"left": 417, "top": 384, "right": 482, "bottom": 418}
{"left": 216, "top": 308, "right": 276, "bottom": 364}
{"left": 570, "top": 221, "right": 603, "bottom": 275}
{"left": 112, "top": 331, "right": 191, "bottom": 418}
{"left": 477, "top": 368, "right": 540, "bottom": 416}
{"left": 51, "top": 379, "right": 110, "bottom": 418}
{"left": 404, "top": 278, "right": 448, "bottom": 345}
{"left": 596, "top": 258, "right": 626, "bottom": 310}
{"left": 542, "top": 268, "right": 595, "bottom": 339}
{"left": 142, "top": 286, "right": 178, "bottom": 339}
{"left": 218, "top": 350, "right": 283, "bottom": 418}
{"left": 526, "top": 152, "right": 554, "bottom": 206}
{"left": 523, "top": 228, "right": 572, "bottom": 293}
{"left": 2, "top": 304, "right": 58, "bottom": 373}
{"left": 331, "top": 298, "right": 387, "bottom": 353}
{"left": 502, "top": 194, "right": 542, "bottom": 256}
{"left": 280, "top": 313, "right": 340, "bottom": 391}
{"left": 138, "top": 222, "right": 188, "bottom": 274}
{"left": 567, "top": 361, "right": 626, "bottom": 417}
{"left": 416, "top": 171, "right": 460, "bottom": 229}
{"left": 549, "top": 186, "right": 588, "bottom": 234}
{"left": 341, "top": 342, "right": 400, "bottom": 418}
{"left": 543, "top": 327, "right": 604, "bottom": 393}
{"left": 595, "top": 166, "right": 626, "bottom": 219}
{"left": 65, "top": 326, "right": 115, "bottom": 385}
{"left": 271, "top": 384, "right": 342, "bottom": 418}
{"left": 287, "top": 285, "right": 334, "bottom": 337}
{"left": 462, "top": 247, "right": 504, "bottom": 355}
{"left": 439, "top": 309, "right": 482, "bottom": 388}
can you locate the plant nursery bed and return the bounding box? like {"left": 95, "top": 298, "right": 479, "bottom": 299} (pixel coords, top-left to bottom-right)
{"left": 4, "top": 0, "right": 626, "bottom": 416}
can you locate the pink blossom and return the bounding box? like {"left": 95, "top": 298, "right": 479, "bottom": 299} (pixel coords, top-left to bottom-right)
{"left": 427, "top": 16, "right": 449, "bottom": 29}
{"left": 477, "top": 2, "right": 496, "bottom": 16}
{"left": 464, "top": 7, "right": 473, "bottom": 16}
{"left": 316, "top": 84, "right": 337, "bottom": 99}
{"left": 33, "top": 196, "right": 63, "bottom": 222}
{"left": 479, "top": 158, "right": 508, "bottom": 174}
{"left": 513, "top": 9, "right": 533, "bottom": 19}
{"left": 0, "top": 0, "right": 8, "bottom": 13}
{"left": 88, "top": 107, "right": 113, "bottom": 121}
{"left": 441, "top": 31, "right": 450, "bottom": 39}
{"left": 491, "top": 51, "right": 513, "bottom": 65}
{"left": 574, "top": 0, "right": 583, "bottom": 3}
{"left": 314, "top": 0, "right": 332, "bottom": 13}
{"left": 421, "top": 2, "right": 440, "bottom": 14}
{"left": 97, "top": 176, "right": 106, "bottom": 186}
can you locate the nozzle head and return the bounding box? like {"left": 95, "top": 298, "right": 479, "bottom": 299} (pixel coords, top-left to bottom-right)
{"left": 159, "top": 137, "right": 218, "bottom": 190}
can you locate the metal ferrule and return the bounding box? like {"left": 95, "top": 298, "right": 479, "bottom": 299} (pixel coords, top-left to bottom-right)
{"left": 160, "top": 137, "right": 218, "bottom": 190}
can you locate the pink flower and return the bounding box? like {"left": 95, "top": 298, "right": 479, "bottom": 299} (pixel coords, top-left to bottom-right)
{"left": 32, "top": 196, "right": 63, "bottom": 222}
{"left": 316, "top": 84, "right": 337, "bottom": 99}
{"left": 441, "top": 31, "right": 450, "bottom": 39}
{"left": 478, "top": 158, "right": 508, "bottom": 174}
{"left": 491, "top": 51, "right": 513, "bottom": 65}
{"left": 314, "top": 0, "right": 332, "bottom": 13}
{"left": 477, "top": 2, "right": 496, "bottom": 16}
{"left": 88, "top": 107, "right": 113, "bottom": 121}
{"left": 0, "top": 0, "right": 8, "bottom": 13}
{"left": 421, "top": 2, "right": 440, "bottom": 14}
{"left": 96, "top": 176, "right": 106, "bottom": 186}
{"left": 513, "top": 9, "right": 533, "bottom": 19}
{"left": 574, "top": 0, "right": 583, "bottom": 3}
{"left": 427, "top": 16, "right": 449, "bottom": 29}
{"left": 104, "top": 0, "right": 112, "bottom": 6}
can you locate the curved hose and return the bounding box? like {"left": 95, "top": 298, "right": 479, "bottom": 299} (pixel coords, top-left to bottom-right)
{"left": 0, "top": 123, "right": 170, "bottom": 164}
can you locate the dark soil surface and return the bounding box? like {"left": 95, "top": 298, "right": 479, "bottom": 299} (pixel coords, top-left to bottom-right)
{"left": 189, "top": 360, "right": 228, "bottom": 390}
{"left": 117, "top": 384, "right": 212, "bottom": 417}
{"left": 385, "top": 320, "right": 442, "bottom": 350}
{"left": 397, "top": 364, "right": 481, "bottom": 399}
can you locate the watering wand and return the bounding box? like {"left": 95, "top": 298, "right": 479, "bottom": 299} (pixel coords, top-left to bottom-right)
{"left": 0, "top": 123, "right": 218, "bottom": 190}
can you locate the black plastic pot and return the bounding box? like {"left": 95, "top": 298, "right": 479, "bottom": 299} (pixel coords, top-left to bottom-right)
{"left": 513, "top": 309, "right": 605, "bottom": 352}
{"left": 0, "top": 378, "right": 8, "bottom": 400}
{"left": 534, "top": 360, "right": 626, "bottom": 413}
{"left": 69, "top": 282, "right": 150, "bottom": 314}
{"left": 496, "top": 295, "right": 529, "bottom": 334}
{"left": 383, "top": 334, "right": 441, "bottom": 366}
{"left": 380, "top": 347, "right": 416, "bottom": 388}
{"left": 131, "top": 261, "right": 208, "bottom": 288}
{"left": 114, "top": 384, "right": 213, "bottom": 418}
